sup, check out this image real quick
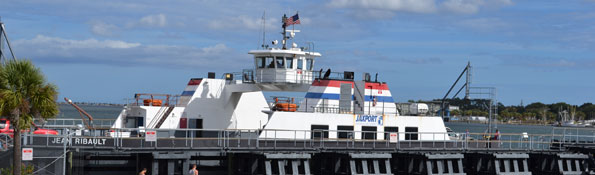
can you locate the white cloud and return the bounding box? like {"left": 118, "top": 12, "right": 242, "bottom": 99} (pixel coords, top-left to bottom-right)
{"left": 16, "top": 35, "right": 140, "bottom": 49}
{"left": 442, "top": 0, "right": 483, "bottom": 14}
{"left": 328, "top": 0, "right": 437, "bottom": 14}
{"left": 207, "top": 15, "right": 277, "bottom": 31}
{"left": 328, "top": 0, "right": 513, "bottom": 17}
{"left": 441, "top": 0, "right": 512, "bottom": 14}
{"left": 138, "top": 13, "right": 167, "bottom": 27}
{"left": 12, "top": 35, "right": 243, "bottom": 69}
{"left": 89, "top": 21, "right": 119, "bottom": 36}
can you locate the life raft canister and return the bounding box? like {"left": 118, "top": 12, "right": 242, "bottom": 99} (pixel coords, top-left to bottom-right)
{"left": 143, "top": 99, "right": 163, "bottom": 106}
{"left": 275, "top": 103, "right": 297, "bottom": 112}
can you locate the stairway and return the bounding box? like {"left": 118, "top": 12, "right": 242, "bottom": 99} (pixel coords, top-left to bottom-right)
{"left": 154, "top": 106, "right": 175, "bottom": 128}
{"left": 353, "top": 81, "right": 365, "bottom": 114}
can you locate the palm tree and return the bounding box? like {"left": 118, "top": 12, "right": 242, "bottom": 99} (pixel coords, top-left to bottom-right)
{"left": 0, "top": 59, "right": 59, "bottom": 175}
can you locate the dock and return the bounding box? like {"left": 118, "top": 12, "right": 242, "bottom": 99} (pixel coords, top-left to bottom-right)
{"left": 0, "top": 119, "right": 594, "bottom": 175}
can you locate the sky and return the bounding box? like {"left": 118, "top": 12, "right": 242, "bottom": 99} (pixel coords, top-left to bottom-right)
{"left": 0, "top": 0, "right": 594, "bottom": 105}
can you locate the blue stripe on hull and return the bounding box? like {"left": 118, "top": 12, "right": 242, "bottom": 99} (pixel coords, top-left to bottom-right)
{"left": 181, "top": 91, "right": 195, "bottom": 96}
{"left": 304, "top": 93, "right": 394, "bottom": 102}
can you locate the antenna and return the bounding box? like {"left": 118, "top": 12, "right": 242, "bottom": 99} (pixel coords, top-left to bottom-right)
{"left": 261, "top": 11, "right": 266, "bottom": 49}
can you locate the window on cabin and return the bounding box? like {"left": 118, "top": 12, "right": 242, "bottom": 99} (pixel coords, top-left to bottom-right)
{"left": 297, "top": 59, "right": 303, "bottom": 69}
{"left": 275, "top": 56, "right": 284, "bottom": 69}
{"left": 362, "top": 126, "right": 377, "bottom": 140}
{"left": 337, "top": 125, "right": 354, "bottom": 139}
{"left": 311, "top": 125, "right": 329, "bottom": 139}
{"left": 266, "top": 57, "right": 275, "bottom": 68}
{"left": 256, "top": 57, "right": 265, "bottom": 68}
{"left": 306, "top": 59, "right": 314, "bottom": 71}
{"left": 286, "top": 57, "right": 293, "bottom": 69}
{"left": 405, "top": 127, "right": 418, "bottom": 140}
{"left": 384, "top": 127, "right": 398, "bottom": 140}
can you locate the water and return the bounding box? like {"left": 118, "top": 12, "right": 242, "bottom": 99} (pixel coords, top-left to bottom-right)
{"left": 445, "top": 122, "right": 554, "bottom": 135}
{"left": 57, "top": 104, "right": 123, "bottom": 119}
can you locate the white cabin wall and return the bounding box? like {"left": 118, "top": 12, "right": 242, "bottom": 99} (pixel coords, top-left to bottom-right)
{"left": 232, "top": 92, "right": 269, "bottom": 129}
{"left": 155, "top": 108, "right": 186, "bottom": 129}
{"left": 183, "top": 79, "right": 231, "bottom": 129}
{"left": 262, "top": 112, "right": 448, "bottom": 141}
{"left": 182, "top": 79, "right": 269, "bottom": 130}
{"left": 111, "top": 109, "right": 127, "bottom": 128}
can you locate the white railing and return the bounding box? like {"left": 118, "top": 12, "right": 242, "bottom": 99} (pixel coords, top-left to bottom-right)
{"left": 18, "top": 127, "right": 595, "bottom": 151}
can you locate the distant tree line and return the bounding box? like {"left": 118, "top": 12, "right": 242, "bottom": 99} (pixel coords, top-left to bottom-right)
{"left": 438, "top": 98, "right": 595, "bottom": 122}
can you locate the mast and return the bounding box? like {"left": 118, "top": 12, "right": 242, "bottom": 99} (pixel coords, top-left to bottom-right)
{"left": 261, "top": 11, "right": 266, "bottom": 49}
{"left": 282, "top": 14, "right": 287, "bottom": 50}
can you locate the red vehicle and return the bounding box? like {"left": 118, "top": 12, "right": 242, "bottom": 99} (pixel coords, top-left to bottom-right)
{"left": 0, "top": 119, "right": 59, "bottom": 138}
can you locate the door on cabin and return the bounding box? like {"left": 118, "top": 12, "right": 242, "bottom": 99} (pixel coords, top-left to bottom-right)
{"left": 188, "top": 119, "right": 203, "bottom": 137}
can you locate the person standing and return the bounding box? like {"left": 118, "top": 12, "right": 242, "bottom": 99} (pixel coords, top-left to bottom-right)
{"left": 139, "top": 168, "right": 147, "bottom": 175}
{"left": 189, "top": 164, "right": 198, "bottom": 175}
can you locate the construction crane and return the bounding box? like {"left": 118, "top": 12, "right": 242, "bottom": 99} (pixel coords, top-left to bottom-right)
{"left": 64, "top": 97, "right": 94, "bottom": 130}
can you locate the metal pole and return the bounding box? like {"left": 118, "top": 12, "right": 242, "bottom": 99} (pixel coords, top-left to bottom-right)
{"left": 465, "top": 61, "right": 471, "bottom": 99}
{"left": 63, "top": 129, "right": 69, "bottom": 175}
{"left": 0, "top": 23, "right": 16, "bottom": 60}
{"left": 440, "top": 64, "right": 469, "bottom": 118}
{"left": 0, "top": 18, "right": 4, "bottom": 64}
{"left": 488, "top": 99, "right": 492, "bottom": 134}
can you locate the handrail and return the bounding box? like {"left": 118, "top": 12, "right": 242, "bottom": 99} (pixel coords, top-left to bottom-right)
{"left": 147, "top": 106, "right": 168, "bottom": 128}
{"left": 19, "top": 126, "right": 595, "bottom": 153}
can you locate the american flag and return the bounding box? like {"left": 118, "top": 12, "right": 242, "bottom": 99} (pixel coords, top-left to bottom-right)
{"left": 284, "top": 14, "right": 300, "bottom": 27}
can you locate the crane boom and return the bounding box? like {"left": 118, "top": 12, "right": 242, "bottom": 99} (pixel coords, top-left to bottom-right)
{"left": 64, "top": 97, "right": 94, "bottom": 129}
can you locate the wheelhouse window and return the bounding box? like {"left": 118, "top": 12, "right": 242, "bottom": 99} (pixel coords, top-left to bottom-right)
{"left": 256, "top": 57, "right": 265, "bottom": 68}
{"left": 311, "top": 125, "right": 329, "bottom": 139}
{"left": 297, "top": 59, "right": 303, "bottom": 69}
{"left": 405, "top": 127, "right": 418, "bottom": 140}
{"left": 384, "top": 127, "right": 398, "bottom": 140}
{"left": 362, "top": 126, "right": 377, "bottom": 140}
{"left": 275, "top": 56, "right": 284, "bottom": 69}
{"left": 306, "top": 59, "right": 314, "bottom": 71}
{"left": 266, "top": 57, "right": 275, "bottom": 68}
{"left": 337, "top": 125, "right": 354, "bottom": 139}
{"left": 286, "top": 57, "right": 294, "bottom": 69}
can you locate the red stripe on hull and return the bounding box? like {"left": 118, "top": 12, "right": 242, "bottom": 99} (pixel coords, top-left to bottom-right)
{"left": 364, "top": 82, "right": 389, "bottom": 90}
{"left": 311, "top": 79, "right": 390, "bottom": 90}
{"left": 311, "top": 79, "right": 354, "bottom": 88}
{"left": 188, "top": 78, "right": 202, "bottom": 85}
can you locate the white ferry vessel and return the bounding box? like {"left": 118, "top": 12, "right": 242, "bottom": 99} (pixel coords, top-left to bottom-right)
{"left": 110, "top": 14, "right": 449, "bottom": 141}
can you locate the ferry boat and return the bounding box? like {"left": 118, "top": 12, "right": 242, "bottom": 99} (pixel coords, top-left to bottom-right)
{"left": 110, "top": 14, "right": 450, "bottom": 141}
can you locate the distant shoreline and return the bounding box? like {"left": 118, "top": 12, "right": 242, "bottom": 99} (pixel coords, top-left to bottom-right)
{"left": 57, "top": 102, "right": 124, "bottom": 107}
